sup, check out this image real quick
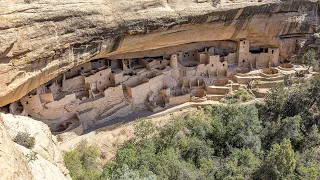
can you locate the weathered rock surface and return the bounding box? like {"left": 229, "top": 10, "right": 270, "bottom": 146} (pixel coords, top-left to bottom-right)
{"left": 0, "top": 115, "right": 32, "bottom": 180}
{"left": 0, "top": 0, "right": 319, "bottom": 106}
{"left": 0, "top": 113, "right": 70, "bottom": 179}
{"left": 16, "top": 144, "right": 69, "bottom": 180}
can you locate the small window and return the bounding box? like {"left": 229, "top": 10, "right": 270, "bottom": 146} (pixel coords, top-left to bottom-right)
{"left": 99, "top": 61, "right": 101, "bottom": 63}
{"left": 272, "top": 50, "right": 274, "bottom": 54}
{"left": 160, "top": 61, "right": 162, "bottom": 64}
{"left": 192, "top": 54, "right": 194, "bottom": 56}
{"left": 223, "top": 64, "right": 225, "bottom": 66}
{"left": 100, "top": 73, "right": 102, "bottom": 76}
{"left": 211, "top": 64, "right": 213, "bottom": 67}
{"left": 243, "top": 60, "right": 245, "bottom": 63}
{"left": 68, "top": 69, "right": 71, "bottom": 72}
{"left": 243, "top": 41, "right": 246, "bottom": 44}
{"left": 29, "top": 96, "right": 32, "bottom": 99}
{"left": 99, "top": 82, "right": 101, "bottom": 84}
{"left": 81, "top": 67, "right": 84, "bottom": 70}
{"left": 109, "top": 78, "right": 111, "bottom": 81}
{"left": 26, "top": 101, "right": 29, "bottom": 105}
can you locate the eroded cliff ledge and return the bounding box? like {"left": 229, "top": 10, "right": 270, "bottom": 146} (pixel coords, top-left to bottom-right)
{"left": 0, "top": 0, "right": 319, "bottom": 107}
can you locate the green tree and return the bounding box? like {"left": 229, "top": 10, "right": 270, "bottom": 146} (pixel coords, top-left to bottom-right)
{"left": 63, "top": 141, "right": 101, "bottom": 180}
{"left": 218, "top": 148, "right": 261, "bottom": 180}
{"left": 302, "top": 49, "right": 318, "bottom": 71}
{"left": 209, "top": 105, "right": 262, "bottom": 156}
{"left": 134, "top": 118, "right": 156, "bottom": 140}
{"left": 263, "top": 83, "right": 287, "bottom": 120}
{"left": 110, "top": 164, "right": 156, "bottom": 180}
{"left": 300, "top": 125, "right": 320, "bottom": 151}
{"left": 264, "top": 139, "right": 296, "bottom": 179}
{"left": 64, "top": 150, "right": 84, "bottom": 180}
{"left": 295, "top": 148, "right": 320, "bottom": 180}
{"left": 116, "top": 142, "right": 139, "bottom": 168}
{"left": 175, "top": 136, "right": 214, "bottom": 168}
{"left": 261, "top": 115, "right": 303, "bottom": 150}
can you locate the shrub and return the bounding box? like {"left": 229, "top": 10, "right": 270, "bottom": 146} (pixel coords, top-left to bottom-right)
{"left": 26, "top": 151, "right": 38, "bottom": 162}
{"left": 224, "top": 87, "right": 252, "bottom": 104}
{"left": 24, "top": 0, "right": 37, "bottom": 3}
{"left": 14, "top": 132, "right": 35, "bottom": 149}
{"left": 64, "top": 141, "right": 101, "bottom": 180}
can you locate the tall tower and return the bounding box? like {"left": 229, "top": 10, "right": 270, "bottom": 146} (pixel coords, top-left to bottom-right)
{"left": 237, "top": 40, "right": 249, "bottom": 67}
{"left": 170, "top": 54, "right": 178, "bottom": 68}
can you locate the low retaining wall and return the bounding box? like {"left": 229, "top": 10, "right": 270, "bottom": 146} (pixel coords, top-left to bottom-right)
{"left": 168, "top": 94, "right": 191, "bottom": 106}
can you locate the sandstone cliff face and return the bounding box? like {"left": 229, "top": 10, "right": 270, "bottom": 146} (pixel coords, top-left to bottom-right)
{"left": 0, "top": 0, "right": 319, "bottom": 107}
{"left": 0, "top": 113, "right": 70, "bottom": 179}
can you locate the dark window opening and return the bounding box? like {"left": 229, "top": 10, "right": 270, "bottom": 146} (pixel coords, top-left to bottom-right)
{"left": 160, "top": 61, "right": 162, "bottom": 64}
{"left": 243, "top": 60, "right": 245, "bottom": 63}
{"left": 250, "top": 48, "right": 264, "bottom": 54}
{"left": 272, "top": 50, "right": 274, "bottom": 54}
{"left": 223, "top": 64, "right": 225, "bottom": 66}
{"left": 81, "top": 67, "right": 84, "bottom": 70}
{"left": 100, "top": 73, "right": 102, "bottom": 76}
{"left": 26, "top": 101, "right": 29, "bottom": 105}
{"left": 68, "top": 69, "right": 71, "bottom": 72}
{"left": 99, "top": 82, "right": 101, "bottom": 84}
{"left": 211, "top": 64, "right": 214, "bottom": 67}
{"left": 244, "top": 41, "right": 246, "bottom": 44}
{"left": 264, "top": 49, "right": 268, "bottom": 53}
{"left": 109, "top": 78, "right": 111, "bottom": 81}
{"left": 29, "top": 96, "right": 32, "bottom": 99}
{"left": 99, "top": 61, "right": 101, "bottom": 63}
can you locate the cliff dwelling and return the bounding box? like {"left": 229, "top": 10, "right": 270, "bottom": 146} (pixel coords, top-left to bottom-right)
{"left": 1, "top": 0, "right": 320, "bottom": 179}
{"left": 0, "top": 0, "right": 318, "bottom": 136}
{"left": 7, "top": 40, "right": 308, "bottom": 135}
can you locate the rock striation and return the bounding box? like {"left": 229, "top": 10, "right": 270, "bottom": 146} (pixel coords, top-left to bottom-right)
{"left": 0, "top": 0, "right": 319, "bottom": 107}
